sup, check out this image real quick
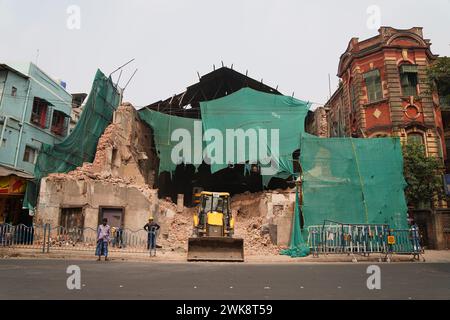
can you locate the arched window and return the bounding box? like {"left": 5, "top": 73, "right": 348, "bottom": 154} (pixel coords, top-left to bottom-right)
{"left": 407, "top": 132, "right": 424, "bottom": 145}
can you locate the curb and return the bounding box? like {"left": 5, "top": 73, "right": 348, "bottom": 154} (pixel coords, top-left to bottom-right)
{"left": 0, "top": 248, "right": 436, "bottom": 264}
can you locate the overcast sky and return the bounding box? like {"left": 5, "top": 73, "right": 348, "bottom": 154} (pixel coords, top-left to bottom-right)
{"left": 1, "top": 0, "right": 449, "bottom": 109}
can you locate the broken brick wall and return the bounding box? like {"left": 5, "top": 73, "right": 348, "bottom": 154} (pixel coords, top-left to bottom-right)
{"left": 36, "top": 104, "right": 162, "bottom": 232}
{"left": 231, "top": 189, "right": 296, "bottom": 253}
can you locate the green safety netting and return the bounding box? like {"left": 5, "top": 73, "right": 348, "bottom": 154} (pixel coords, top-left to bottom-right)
{"left": 138, "top": 109, "right": 203, "bottom": 174}
{"left": 300, "top": 134, "right": 408, "bottom": 229}
{"left": 280, "top": 186, "right": 310, "bottom": 257}
{"left": 200, "top": 88, "right": 311, "bottom": 181}
{"left": 138, "top": 88, "right": 311, "bottom": 185}
{"left": 24, "top": 69, "right": 121, "bottom": 208}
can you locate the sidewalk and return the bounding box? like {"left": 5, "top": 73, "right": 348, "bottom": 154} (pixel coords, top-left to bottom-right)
{"left": 1, "top": 247, "right": 449, "bottom": 263}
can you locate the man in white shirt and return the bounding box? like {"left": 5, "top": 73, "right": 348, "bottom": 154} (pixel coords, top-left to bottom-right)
{"left": 96, "top": 218, "right": 111, "bottom": 261}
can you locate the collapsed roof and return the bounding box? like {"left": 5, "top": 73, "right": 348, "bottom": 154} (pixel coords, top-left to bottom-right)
{"left": 145, "top": 67, "right": 281, "bottom": 118}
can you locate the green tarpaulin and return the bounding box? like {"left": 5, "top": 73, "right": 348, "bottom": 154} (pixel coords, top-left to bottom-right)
{"left": 280, "top": 186, "right": 311, "bottom": 257}
{"left": 138, "top": 88, "right": 311, "bottom": 184}
{"left": 24, "top": 69, "right": 121, "bottom": 208}
{"left": 300, "top": 134, "right": 408, "bottom": 229}
{"left": 138, "top": 109, "right": 202, "bottom": 175}
{"left": 200, "top": 88, "right": 310, "bottom": 178}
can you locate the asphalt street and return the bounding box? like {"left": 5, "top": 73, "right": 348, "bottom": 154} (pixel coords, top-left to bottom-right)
{"left": 0, "top": 259, "right": 449, "bottom": 299}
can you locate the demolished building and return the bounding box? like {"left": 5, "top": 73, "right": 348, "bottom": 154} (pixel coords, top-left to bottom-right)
{"left": 36, "top": 67, "right": 305, "bottom": 255}
{"left": 37, "top": 103, "right": 295, "bottom": 254}
{"left": 34, "top": 66, "right": 410, "bottom": 256}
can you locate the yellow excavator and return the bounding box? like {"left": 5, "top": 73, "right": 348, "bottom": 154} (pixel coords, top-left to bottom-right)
{"left": 187, "top": 191, "right": 244, "bottom": 262}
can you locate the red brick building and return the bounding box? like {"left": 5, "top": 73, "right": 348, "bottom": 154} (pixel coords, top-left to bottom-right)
{"left": 324, "top": 27, "right": 449, "bottom": 249}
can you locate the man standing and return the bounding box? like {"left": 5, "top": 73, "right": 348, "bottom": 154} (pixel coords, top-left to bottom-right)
{"left": 144, "top": 217, "right": 160, "bottom": 256}
{"left": 115, "top": 223, "right": 124, "bottom": 249}
{"left": 96, "top": 218, "right": 110, "bottom": 261}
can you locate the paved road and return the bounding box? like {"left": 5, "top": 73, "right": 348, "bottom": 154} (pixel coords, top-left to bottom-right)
{"left": 0, "top": 259, "right": 449, "bottom": 299}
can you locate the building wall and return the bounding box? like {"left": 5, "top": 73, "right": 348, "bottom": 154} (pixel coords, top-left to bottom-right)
{"left": 36, "top": 104, "right": 161, "bottom": 231}
{"left": 324, "top": 27, "right": 448, "bottom": 249}
{"left": 0, "top": 62, "right": 72, "bottom": 175}
{"left": 327, "top": 27, "right": 443, "bottom": 158}
{"left": 36, "top": 177, "right": 159, "bottom": 231}
{"left": 305, "top": 107, "right": 329, "bottom": 137}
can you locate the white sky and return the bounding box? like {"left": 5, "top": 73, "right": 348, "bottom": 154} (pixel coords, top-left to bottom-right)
{"left": 1, "top": 0, "right": 449, "bottom": 108}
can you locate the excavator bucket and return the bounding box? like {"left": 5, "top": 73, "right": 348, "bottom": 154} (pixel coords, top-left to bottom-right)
{"left": 187, "top": 237, "right": 244, "bottom": 262}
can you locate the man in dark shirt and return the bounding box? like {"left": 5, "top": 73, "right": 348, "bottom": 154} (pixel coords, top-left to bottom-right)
{"left": 144, "top": 217, "right": 160, "bottom": 256}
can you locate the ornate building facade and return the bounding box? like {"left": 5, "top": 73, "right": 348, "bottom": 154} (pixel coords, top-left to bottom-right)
{"left": 324, "top": 27, "right": 449, "bottom": 249}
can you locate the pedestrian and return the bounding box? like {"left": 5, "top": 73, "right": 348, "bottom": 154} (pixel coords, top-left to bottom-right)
{"left": 111, "top": 227, "right": 117, "bottom": 247}
{"left": 144, "top": 217, "right": 160, "bottom": 256}
{"left": 116, "top": 223, "right": 124, "bottom": 249}
{"left": 96, "top": 218, "right": 110, "bottom": 261}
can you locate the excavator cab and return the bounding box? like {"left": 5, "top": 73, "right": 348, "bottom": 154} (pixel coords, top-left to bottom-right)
{"left": 188, "top": 192, "right": 244, "bottom": 262}
{"left": 194, "top": 192, "right": 233, "bottom": 237}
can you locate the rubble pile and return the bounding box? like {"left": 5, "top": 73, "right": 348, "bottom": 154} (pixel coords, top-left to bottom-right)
{"left": 159, "top": 205, "right": 195, "bottom": 252}
{"left": 234, "top": 208, "right": 283, "bottom": 256}
{"left": 156, "top": 191, "right": 285, "bottom": 255}
{"left": 47, "top": 104, "right": 140, "bottom": 186}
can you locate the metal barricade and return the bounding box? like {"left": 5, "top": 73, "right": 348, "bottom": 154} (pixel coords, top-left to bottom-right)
{"left": 307, "top": 221, "right": 389, "bottom": 258}
{"left": 46, "top": 225, "right": 150, "bottom": 254}
{"left": 307, "top": 220, "right": 425, "bottom": 262}
{"left": 385, "top": 225, "right": 425, "bottom": 261}
{"left": 0, "top": 223, "right": 47, "bottom": 252}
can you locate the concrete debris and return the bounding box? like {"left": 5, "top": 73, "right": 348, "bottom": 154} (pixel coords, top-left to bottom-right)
{"left": 234, "top": 207, "right": 283, "bottom": 256}
{"left": 159, "top": 206, "right": 193, "bottom": 252}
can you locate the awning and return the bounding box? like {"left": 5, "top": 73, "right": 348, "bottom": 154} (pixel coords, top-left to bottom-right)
{"left": 35, "top": 97, "right": 71, "bottom": 117}
{"left": 0, "top": 165, "right": 34, "bottom": 179}
{"left": 52, "top": 103, "right": 72, "bottom": 117}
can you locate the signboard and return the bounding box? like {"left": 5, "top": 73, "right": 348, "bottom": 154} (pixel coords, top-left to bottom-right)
{"left": 387, "top": 235, "right": 396, "bottom": 245}
{"left": 0, "top": 176, "right": 27, "bottom": 195}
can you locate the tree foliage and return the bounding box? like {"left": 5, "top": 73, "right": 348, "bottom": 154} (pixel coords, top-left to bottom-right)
{"left": 427, "top": 56, "right": 450, "bottom": 102}
{"left": 402, "top": 142, "right": 444, "bottom": 207}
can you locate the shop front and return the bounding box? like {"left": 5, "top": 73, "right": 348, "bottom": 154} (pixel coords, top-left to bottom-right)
{"left": 0, "top": 174, "right": 31, "bottom": 226}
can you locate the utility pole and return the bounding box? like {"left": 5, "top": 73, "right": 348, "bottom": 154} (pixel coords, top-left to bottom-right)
{"left": 328, "top": 73, "right": 332, "bottom": 99}
{"left": 35, "top": 49, "right": 40, "bottom": 65}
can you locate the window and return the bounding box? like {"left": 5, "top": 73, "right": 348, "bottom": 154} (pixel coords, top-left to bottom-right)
{"left": 11, "top": 87, "right": 17, "bottom": 97}
{"left": 338, "top": 107, "right": 346, "bottom": 136}
{"left": 350, "top": 84, "right": 359, "bottom": 113}
{"left": 51, "top": 110, "right": 68, "bottom": 137}
{"left": 407, "top": 132, "right": 424, "bottom": 145}
{"left": 363, "top": 69, "right": 383, "bottom": 102}
{"left": 437, "top": 136, "right": 443, "bottom": 159}
{"left": 31, "top": 97, "right": 49, "bottom": 129}
{"left": 23, "top": 146, "right": 38, "bottom": 164}
{"left": 60, "top": 208, "right": 84, "bottom": 240}
{"left": 400, "top": 64, "right": 418, "bottom": 97}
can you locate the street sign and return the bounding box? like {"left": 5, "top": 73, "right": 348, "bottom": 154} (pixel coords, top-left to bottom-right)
{"left": 387, "top": 235, "right": 396, "bottom": 245}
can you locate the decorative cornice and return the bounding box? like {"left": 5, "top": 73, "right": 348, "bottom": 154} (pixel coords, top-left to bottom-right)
{"left": 337, "top": 27, "right": 437, "bottom": 77}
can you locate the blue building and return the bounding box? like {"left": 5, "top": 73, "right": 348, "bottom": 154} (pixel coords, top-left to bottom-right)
{"left": 0, "top": 62, "right": 72, "bottom": 225}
